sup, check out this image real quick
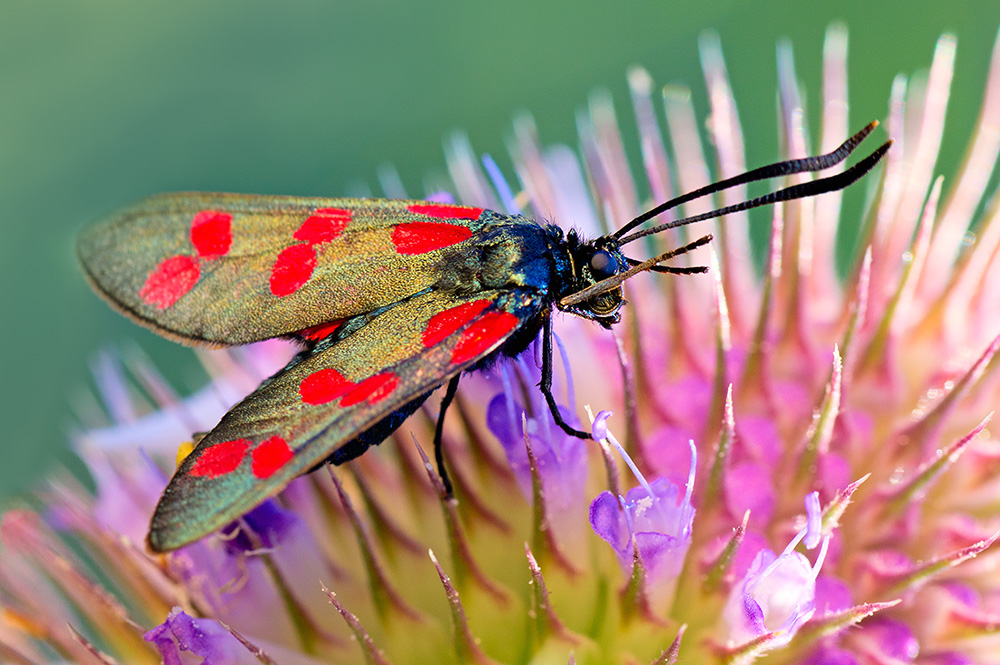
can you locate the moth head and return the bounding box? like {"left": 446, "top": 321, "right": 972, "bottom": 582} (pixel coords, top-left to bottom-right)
{"left": 556, "top": 121, "right": 891, "bottom": 329}
{"left": 558, "top": 233, "right": 628, "bottom": 327}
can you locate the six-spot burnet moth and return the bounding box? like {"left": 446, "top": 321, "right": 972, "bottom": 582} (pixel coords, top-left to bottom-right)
{"left": 77, "top": 121, "right": 889, "bottom": 552}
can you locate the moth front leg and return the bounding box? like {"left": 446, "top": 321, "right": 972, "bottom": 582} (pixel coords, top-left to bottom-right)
{"left": 540, "top": 309, "right": 590, "bottom": 440}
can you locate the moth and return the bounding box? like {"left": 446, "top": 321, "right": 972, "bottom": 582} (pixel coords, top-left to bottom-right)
{"left": 78, "top": 122, "right": 888, "bottom": 552}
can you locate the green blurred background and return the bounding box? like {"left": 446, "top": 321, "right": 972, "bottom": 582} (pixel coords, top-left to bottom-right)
{"left": 2, "top": 0, "right": 999, "bottom": 499}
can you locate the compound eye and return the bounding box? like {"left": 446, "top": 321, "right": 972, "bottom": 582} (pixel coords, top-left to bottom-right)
{"left": 589, "top": 249, "right": 618, "bottom": 280}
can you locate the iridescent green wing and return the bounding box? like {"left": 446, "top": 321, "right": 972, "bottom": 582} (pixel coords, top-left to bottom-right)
{"left": 148, "top": 287, "right": 537, "bottom": 552}
{"left": 77, "top": 193, "right": 504, "bottom": 345}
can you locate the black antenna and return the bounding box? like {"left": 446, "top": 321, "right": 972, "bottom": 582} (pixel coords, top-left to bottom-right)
{"left": 611, "top": 120, "right": 882, "bottom": 242}
{"left": 557, "top": 130, "right": 892, "bottom": 309}
{"left": 617, "top": 139, "right": 891, "bottom": 245}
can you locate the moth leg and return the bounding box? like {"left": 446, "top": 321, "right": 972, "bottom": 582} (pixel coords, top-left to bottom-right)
{"left": 541, "top": 310, "right": 591, "bottom": 440}
{"left": 434, "top": 375, "right": 461, "bottom": 497}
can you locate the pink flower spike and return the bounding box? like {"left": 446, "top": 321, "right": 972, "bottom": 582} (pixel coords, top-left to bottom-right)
{"left": 423, "top": 191, "right": 455, "bottom": 204}
{"left": 804, "top": 491, "right": 823, "bottom": 549}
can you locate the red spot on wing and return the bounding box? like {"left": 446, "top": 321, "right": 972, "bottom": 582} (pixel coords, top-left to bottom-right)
{"left": 295, "top": 208, "right": 351, "bottom": 245}
{"left": 451, "top": 311, "right": 520, "bottom": 364}
{"left": 301, "top": 367, "right": 398, "bottom": 408}
{"left": 140, "top": 255, "right": 201, "bottom": 309}
{"left": 189, "top": 438, "right": 250, "bottom": 478}
{"left": 408, "top": 203, "right": 484, "bottom": 220}
{"left": 300, "top": 368, "right": 352, "bottom": 405}
{"left": 270, "top": 244, "right": 318, "bottom": 296}
{"left": 251, "top": 436, "right": 294, "bottom": 479}
{"left": 139, "top": 213, "right": 231, "bottom": 307}
{"left": 423, "top": 300, "right": 492, "bottom": 348}
{"left": 340, "top": 372, "right": 399, "bottom": 407}
{"left": 190, "top": 211, "right": 233, "bottom": 259}
{"left": 297, "top": 319, "right": 347, "bottom": 342}
{"left": 392, "top": 222, "right": 474, "bottom": 255}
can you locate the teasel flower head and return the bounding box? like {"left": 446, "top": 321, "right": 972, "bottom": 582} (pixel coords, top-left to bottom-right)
{"left": 3, "top": 23, "right": 1000, "bottom": 665}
